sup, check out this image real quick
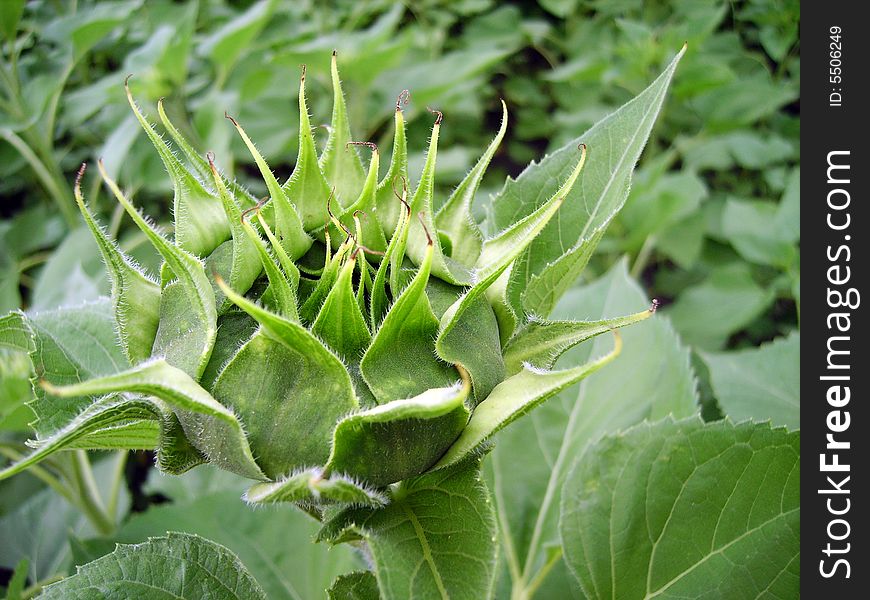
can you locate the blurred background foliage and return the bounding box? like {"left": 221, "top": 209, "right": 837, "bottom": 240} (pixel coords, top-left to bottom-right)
{"left": 1, "top": 0, "right": 798, "bottom": 594}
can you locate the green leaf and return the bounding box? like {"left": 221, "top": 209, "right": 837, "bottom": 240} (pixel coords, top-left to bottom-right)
{"left": 328, "top": 571, "right": 380, "bottom": 600}
{"left": 282, "top": 67, "right": 333, "bottom": 231}
{"left": 199, "top": 0, "right": 277, "bottom": 74}
{"left": 4, "top": 558, "right": 27, "bottom": 600}
{"left": 43, "top": 1, "right": 142, "bottom": 63}
{"left": 435, "top": 100, "right": 508, "bottom": 267}
{"left": 0, "top": 0, "right": 24, "bottom": 41}
{"left": 40, "top": 532, "right": 266, "bottom": 599}
{"left": 361, "top": 244, "right": 455, "bottom": 403}
{"left": 560, "top": 418, "right": 799, "bottom": 599}
{"left": 74, "top": 171, "right": 160, "bottom": 364}
{"left": 490, "top": 45, "right": 686, "bottom": 321}
{"left": 701, "top": 332, "right": 799, "bottom": 429}
{"left": 326, "top": 376, "right": 470, "bottom": 487}
{"left": 721, "top": 197, "right": 796, "bottom": 267}
{"left": 320, "top": 52, "right": 366, "bottom": 204}
{"left": 99, "top": 162, "right": 217, "bottom": 378}
{"left": 37, "top": 360, "right": 265, "bottom": 480}
{"left": 487, "top": 261, "right": 698, "bottom": 599}
{"left": 126, "top": 85, "right": 230, "bottom": 258}
{"left": 324, "top": 457, "right": 497, "bottom": 600}
{"left": 106, "top": 477, "right": 361, "bottom": 600}
{"left": 244, "top": 468, "right": 387, "bottom": 507}
{"left": 215, "top": 279, "right": 358, "bottom": 479}
{"left": 0, "top": 348, "right": 33, "bottom": 432}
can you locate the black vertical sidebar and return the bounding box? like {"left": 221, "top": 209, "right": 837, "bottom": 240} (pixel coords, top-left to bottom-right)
{"left": 802, "top": 1, "right": 868, "bottom": 596}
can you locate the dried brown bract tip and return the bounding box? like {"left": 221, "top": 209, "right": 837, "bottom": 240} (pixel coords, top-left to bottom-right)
{"left": 650, "top": 299, "right": 661, "bottom": 313}
{"left": 240, "top": 197, "right": 268, "bottom": 225}
{"left": 396, "top": 89, "right": 411, "bottom": 111}
{"left": 124, "top": 74, "right": 133, "bottom": 88}
{"left": 224, "top": 112, "right": 240, "bottom": 127}
{"left": 205, "top": 151, "right": 216, "bottom": 165}
{"left": 391, "top": 175, "right": 410, "bottom": 213}
{"left": 75, "top": 162, "right": 88, "bottom": 187}
{"left": 418, "top": 212, "right": 433, "bottom": 246}
{"left": 300, "top": 64, "right": 307, "bottom": 81}
{"left": 427, "top": 107, "right": 443, "bottom": 125}
{"left": 346, "top": 141, "right": 378, "bottom": 153}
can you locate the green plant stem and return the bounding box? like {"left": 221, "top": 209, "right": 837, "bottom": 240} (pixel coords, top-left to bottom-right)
{"left": 106, "top": 450, "right": 128, "bottom": 519}
{"left": 70, "top": 450, "right": 116, "bottom": 536}
{"left": 21, "top": 574, "right": 65, "bottom": 600}
{"left": 0, "top": 128, "right": 78, "bottom": 226}
{"left": 522, "top": 548, "right": 562, "bottom": 599}
{"left": 631, "top": 234, "right": 657, "bottom": 279}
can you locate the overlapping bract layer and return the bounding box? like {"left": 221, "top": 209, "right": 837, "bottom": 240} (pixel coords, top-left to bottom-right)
{"left": 0, "top": 53, "right": 654, "bottom": 506}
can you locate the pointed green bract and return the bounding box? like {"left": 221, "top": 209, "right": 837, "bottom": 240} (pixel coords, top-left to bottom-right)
{"left": 326, "top": 375, "right": 470, "bottom": 487}
{"left": 370, "top": 199, "right": 410, "bottom": 329}
{"left": 229, "top": 114, "right": 312, "bottom": 259}
{"left": 406, "top": 115, "right": 473, "bottom": 285}
{"left": 320, "top": 52, "right": 366, "bottom": 204}
{"left": 126, "top": 83, "right": 229, "bottom": 257}
{"left": 100, "top": 162, "right": 217, "bottom": 379}
{"left": 244, "top": 467, "right": 387, "bottom": 507}
{"left": 361, "top": 243, "right": 455, "bottom": 403}
{"left": 74, "top": 168, "right": 160, "bottom": 364}
{"left": 283, "top": 67, "right": 333, "bottom": 230}
{"left": 206, "top": 157, "right": 263, "bottom": 312}
{"left": 502, "top": 304, "right": 655, "bottom": 375}
{"left": 374, "top": 103, "right": 409, "bottom": 237}
{"left": 40, "top": 359, "right": 266, "bottom": 479}
{"left": 436, "top": 100, "right": 508, "bottom": 267}
{"left": 434, "top": 332, "right": 622, "bottom": 470}
{"left": 157, "top": 99, "right": 258, "bottom": 210}
{"left": 215, "top": 279, "right": 358, "bottom": 479}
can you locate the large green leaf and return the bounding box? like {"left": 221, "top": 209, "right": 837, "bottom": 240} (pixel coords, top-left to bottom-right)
{"left": 322, "top": 457, "right": 497, "bottom": 600}
{"left": 487, "top": 261, "right": 698, "bottom": 599}
{"left": 701, "top": 332, "right": 799, "bottom": 429}
{"left": 560, "top": 418, "right": 799, "bottom": 599}
{"left": 488, "top": 46, "right": 685, "bottom": 324}
{"left": 328, "top": 571, "right": 380, "bottom": 600}
{"left": 103, "top": 468, "right": 361, "bottom": 600}
{"left": 40, "top": 532, "right": 266, "bottom": 599}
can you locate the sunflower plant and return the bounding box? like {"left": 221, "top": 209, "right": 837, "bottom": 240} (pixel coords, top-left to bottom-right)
{"left": 0, "top": 48, "right": 687, "bottom": 599}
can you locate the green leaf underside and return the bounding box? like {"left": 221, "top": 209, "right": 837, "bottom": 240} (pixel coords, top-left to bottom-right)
{"left": 362, "top": 244, "right": 456, "bottom": 403}
{"left": 126, "top": 86, "right": 230, "bottom": 258}
{"left": 244, "top": 468, "right": 387, "bottom": 507}
{"left": 492, "top": 46, "right": 686, "bottom": 320}
{"left": 23, "top": 300, "right": 130, "bottom": 438}
{"left": 435, "top": 333, "right": 621, "bottom": 471}
{"left": 702, "top": 332, "right": 799, "bottom": 429}
{"left": 435, "top": 100, "right": 508, "bottom": 267}
{"left": 327, "top": 379, "right": 470, "bottom": 487}
{"left": 100, "top": 162, "right": 217, "bottom": 380}
{"left": 39, "top": 532, "right": 266, "bottom": 599}
{"left": 36, "top": 360, "right": 265, "bottom": 480}
{"left": 73, "top": 182, "right": 160, "bottom": 364}
{"left": 324, "top": 457, "right": 498, "bottom": 600}
{"left": 560, "top": 418, "right": 799, "bottom": 599}
{"left": 0, "top": 312, "right": 35, "bottom": 354}
{"left": 328, "top": 571, "right": 380, "bottom": 600}
{"left": 502, "top": 307, "right": 654, "bottom": 375}
{"left": 216, "top": 280, "right": 358, "bottom": 479}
